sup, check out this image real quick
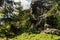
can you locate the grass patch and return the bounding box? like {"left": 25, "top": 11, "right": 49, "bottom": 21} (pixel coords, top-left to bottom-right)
{"left": 8, "top": 32, "right": 60, "bottom": 40}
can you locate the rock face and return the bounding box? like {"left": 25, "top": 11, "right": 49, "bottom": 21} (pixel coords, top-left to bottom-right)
{"left": 30, "top": 0, "right": 57, "bottom": 30}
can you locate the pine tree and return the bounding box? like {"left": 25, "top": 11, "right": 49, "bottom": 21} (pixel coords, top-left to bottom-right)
{"left": 29, "top": 0, "right": 58, "bottom": 33}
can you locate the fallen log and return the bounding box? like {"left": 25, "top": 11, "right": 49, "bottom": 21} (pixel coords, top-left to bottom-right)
{"left": 44, "top": 28, "right": 60, "bottom": 34}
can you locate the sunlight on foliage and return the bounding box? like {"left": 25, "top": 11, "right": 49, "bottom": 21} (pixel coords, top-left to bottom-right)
{"left": 9, "top": 32, "right": 60, "bottom": 40}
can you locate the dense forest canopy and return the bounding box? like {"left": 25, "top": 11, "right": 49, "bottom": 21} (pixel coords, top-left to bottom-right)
{"left": 0, "top": 0, "right": 60, "bottom": 40}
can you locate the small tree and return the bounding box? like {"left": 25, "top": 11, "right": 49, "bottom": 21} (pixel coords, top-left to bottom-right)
{"left": 0, "top": 0, "right": 22, "bottom": 39}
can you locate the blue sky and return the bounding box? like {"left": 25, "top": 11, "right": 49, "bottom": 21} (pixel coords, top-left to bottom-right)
{"left": 26, "top": 0, "right": 31, "bottom": 2}
{"left": 14, "top": 0, "right": 31, "bottom": 10}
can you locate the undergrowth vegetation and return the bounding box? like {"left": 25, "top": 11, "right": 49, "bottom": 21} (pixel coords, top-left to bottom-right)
{"left": 0, "top": 32, "right": 60, "bottom": 40}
